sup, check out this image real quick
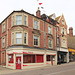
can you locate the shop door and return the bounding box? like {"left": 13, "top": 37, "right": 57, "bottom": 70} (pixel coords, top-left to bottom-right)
{"left": 51, "top": 56, "right": 53, "bottom": 65}
{"left": 16, "top": 57, "right": 21, "bottom": 69}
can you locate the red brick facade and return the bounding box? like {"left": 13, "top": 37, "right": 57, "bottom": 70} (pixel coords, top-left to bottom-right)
{"left": 0, "top": 10, "right": 57, "bottom": 66}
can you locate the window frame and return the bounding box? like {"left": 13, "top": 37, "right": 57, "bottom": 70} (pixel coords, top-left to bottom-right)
{"left": 48, "top": 26, "right": 52, "bottom": 34}
{"left": 33, "top": 35, "right": 40, "bottom": 47}
{"left": 48, "top": 39, "right": 52, "bottom": 48}
{"left": 2, "top": 23, "right": 5, "bottom": 33}
{"left": 16, "top": 32, "right": 22, "bottom": 44}
{"left": 2, "top": 37, "right": 5, "bottom": 48}
{"left": 16, "top": 15, "right": 22, "bottom": 25}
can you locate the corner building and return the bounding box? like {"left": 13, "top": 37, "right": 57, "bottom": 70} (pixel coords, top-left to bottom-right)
{"left": 0, "top": 9, "right": 57, "bottom": 69}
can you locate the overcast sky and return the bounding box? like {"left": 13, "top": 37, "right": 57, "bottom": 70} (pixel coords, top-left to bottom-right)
{"left": 0, "top": 0, "right": 75, "bottom": 35}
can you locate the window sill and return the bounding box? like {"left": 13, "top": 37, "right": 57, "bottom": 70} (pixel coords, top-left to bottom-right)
{"left": 33, "top": 45, "right": 40, "bottom": 48}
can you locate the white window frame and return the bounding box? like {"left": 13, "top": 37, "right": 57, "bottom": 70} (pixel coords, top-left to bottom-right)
{"left": 48, "top": 39, "right": 52, "bottom": 48}
{"left": 16, "top": 32, "right": 22, "bottom": 44}
{"left": 16, "top": 15, "right": 22, "bottom": 25}
{"left": 2, "top": 37, "right": 5, "bottom": 48}
{"left": 3, "top": 24, "right": 5, "bottom": 33}
{"left": 34, "top": 20, "right": 39, "bottom": 30}
{"left": 48, "top": 26, "right": 51, "bottom": 34}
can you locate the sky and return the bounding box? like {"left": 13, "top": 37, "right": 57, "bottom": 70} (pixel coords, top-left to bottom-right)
{"left": 0, "top": 0, "right": 75, "bottom": 35}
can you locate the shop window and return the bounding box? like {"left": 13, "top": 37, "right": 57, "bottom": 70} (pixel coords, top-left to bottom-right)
{"left": 23, "top": 55, "right": 35, "bottom": 63}
{"left": 16, "top": 33, "right": 22, "bottom": 44}
{"left": 53, "top": 56, "right": 55, "bottom": 61}
{"left": 46, "top": 55, "right": 50, "bottom": 61}
{"left": 36, "top": 55, "right": 43, "bottom": 63}
{"left": 16, "top": 15, "right": 22, "bottom": 25}
{"left": 34, "top": 20, "right": 39, "bottom": 29}
{"left": 8, "top": 54, "right": 14, "bottom": 63}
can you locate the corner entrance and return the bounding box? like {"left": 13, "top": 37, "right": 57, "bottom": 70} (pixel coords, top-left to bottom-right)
{"left": 16, "top": 56, "right": 21, "bottom": 69}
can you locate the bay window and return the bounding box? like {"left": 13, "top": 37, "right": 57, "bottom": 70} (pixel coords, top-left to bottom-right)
{"left": 16, "top": 16, "right": 22, "bottom": 25}
{"left": 24, "top": 16, "right": 27, "bottom": 25}
{"left": 16, "top": 33, "right": 22, "bottom": 44}
{"left": 24, "top": 33, "right": 27, "bottom": 44}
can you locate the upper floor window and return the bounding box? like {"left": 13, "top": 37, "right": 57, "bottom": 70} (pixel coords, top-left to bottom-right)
{"left": 11, "top": 33, "right": 14, "bottom": 45}
{"left": 57, "top": 37, "right": 59, "bottom": 44}
{"left": 57, "top": 27, "right": 59, "bottom": 32}
{"left": 2, "top": 37, "right": 5, "bottom": 48}
{"left": 62, "top": 20, "right": 65, "bottom": 25}
{"left": 34, "top": 20, "right": 39, "bottom": 29}
{"left": 3, "top": 24, "right": 5, "bottom": 33}
{"left": 24, "top": 33, "right": 27, "bottom": 44}
{"left": 24, "top": 16, "right": 27, "bottom": 25}
{"left": 48, "top": 26, "right": 51, "bottom": 34}
{"left": 12, "top": 16, "right": 14, "bottom": 26}
{"left": 16, "top": 16, "right": 22, "bottom": 25}
{"left": 34, "top": 35, "right": 39, "bottom": 46}
{"left": 16, "top": 33, "right": 22, "bottom": 44}
{"left": 48, "top": 39, "right": 52, "bottom": 48}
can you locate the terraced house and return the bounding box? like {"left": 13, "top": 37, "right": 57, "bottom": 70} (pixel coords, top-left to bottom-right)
{"left": 55, "top": 14, "right": 69, "bottom": 64}
{"left": 0, "top": 8, "right": 58, "bottom": 69}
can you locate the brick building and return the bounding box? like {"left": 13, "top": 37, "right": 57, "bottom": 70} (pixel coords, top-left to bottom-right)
{"left": 67, "top": 27, "right": 75, "bottom": 62}
{"left": 0, "top": 9, "right": 57, "bottom": 69}
{"left": 55, "top": 14, "right": 69, "bottom": 64}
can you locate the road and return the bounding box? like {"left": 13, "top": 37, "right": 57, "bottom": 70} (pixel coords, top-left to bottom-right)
{"left": 0, "top": 62, "right": 75, "bottom": 75}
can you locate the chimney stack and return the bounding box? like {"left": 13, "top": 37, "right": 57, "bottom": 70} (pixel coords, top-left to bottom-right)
{"left": 69, "top": 27, "right": 73, "bottom": 37}
{"left": 36, "top": 7, "right": 41, "bottom": 18}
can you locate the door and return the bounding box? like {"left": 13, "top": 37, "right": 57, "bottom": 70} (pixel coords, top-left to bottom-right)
{"left": 51, "top": 56, "right": 53, "bottom": 65}
{"left": 16, "top": 57, "right": 21, "bottom": 69}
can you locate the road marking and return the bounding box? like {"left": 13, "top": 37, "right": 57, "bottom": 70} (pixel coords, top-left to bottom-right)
{"left": 47, "top": 68, "right": 75, "bottom": 75}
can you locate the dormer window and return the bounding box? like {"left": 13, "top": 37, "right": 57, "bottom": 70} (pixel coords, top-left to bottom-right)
{"left": 16, "top": 16, "right": 22, "bottom": 25}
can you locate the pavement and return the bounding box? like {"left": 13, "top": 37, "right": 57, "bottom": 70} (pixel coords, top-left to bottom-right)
{"left": 0, "top": 62, "right": 75, "bottom": 75}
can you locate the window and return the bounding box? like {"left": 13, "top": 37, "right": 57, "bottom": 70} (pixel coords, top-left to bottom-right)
{"left": 36, "top": 55, "right": 43, "bottom": 63}
{"left": 16, "top": 33, "right": 22, "bottom": 44}
{"left": 8, "top": 54, "right": 14, "bottom": 63}
{"left": 24, "top": 33, "right": 27, "bottom": 44}
{"left": 16, "top": 16, "right": 22, "bottom": 25}
{"left": 11, "top": 33, "right": 14, "bottom": 45}
{"left": 48, "top": 26, "right": 51, "bottom": 34}
{"left": 2, "top": 53, "right": 4, "bottom": 62}
{"left": 34, "top": 20, "right": 39, "bottom": 29}
{"left": 34, "top": 36, "right": 39, "bottom": 46}
{"left": 2, "top": 37, "right": 5, "bottom": 48}
{"left": 62, "top": 20, "right": 64, "bottom": 25}
{"left": 62, "top": 28, "right": 64, "bottom": 34}
{"left": 53, "top": 56, "right": 55, "bottom": 61}
{"left": 12, "top": 16, "right": 14, "bottom": 26}
{"left": 24, "top": 16, "right": 27, "bottom": 25}
{"left": 49, "top": 39, "right": 52, "bottom": 48}
{"left": 46, "top": 55, "right": 50, "bottom": 61}
{"left": 57, "top": 27, "right": 59, "bottom": 32}
{"left": 23, "top": 55, "right": 35, "bottom": 63}
{"left": 57, "top": 37, "right": 59, "bottom": 44}
{"left": 3, "top": 24, "right": 5, "bottom": 33}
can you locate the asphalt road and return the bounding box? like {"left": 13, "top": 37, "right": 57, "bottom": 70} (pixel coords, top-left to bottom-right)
{"left": 1, "top": 62, "right": 75, "bottom": 75}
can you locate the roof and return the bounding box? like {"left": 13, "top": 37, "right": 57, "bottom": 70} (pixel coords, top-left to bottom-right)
{"left": 67, "top": 34, "right": 75, "bottom": 49}
{"left": 55, "top": 16, "right": 61, "bottom": 21}
{"left": 0, "top": 10, "right": 57, "bottom": 27}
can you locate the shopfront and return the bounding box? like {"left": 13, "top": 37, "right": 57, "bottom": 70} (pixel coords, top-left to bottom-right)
{"left": 6, "top": 47, "right": 57, "bottom": 69}
{"left": 69, "top": 48, "right": 75, "bottom": 62}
